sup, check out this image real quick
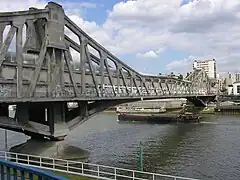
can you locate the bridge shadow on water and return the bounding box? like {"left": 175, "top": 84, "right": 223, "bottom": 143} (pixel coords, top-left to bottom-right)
{"left": 9, "top": 138, "right": 89, "bottom": 161}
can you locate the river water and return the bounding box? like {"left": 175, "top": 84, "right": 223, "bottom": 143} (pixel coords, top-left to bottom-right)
{"left": 0, "top": 113, "right": 239, "bottom": 180}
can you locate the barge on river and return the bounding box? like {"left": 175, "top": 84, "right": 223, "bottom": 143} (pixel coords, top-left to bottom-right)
{"left": 116, "top": 106, "right": 200, "bottom": 123}
{"left": 118, "top": 113, "right": 200, "bottom": 123}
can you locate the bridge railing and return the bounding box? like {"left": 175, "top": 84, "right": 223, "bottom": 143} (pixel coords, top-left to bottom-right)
{"left": 0, "top": 151, "right": 199, "bottom": 180}
{"left": 0, "top": 155, "right": 67, "bottom": 180}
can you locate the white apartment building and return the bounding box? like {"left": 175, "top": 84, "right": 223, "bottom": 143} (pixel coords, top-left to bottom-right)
{"left": 193, "top": 59, "right": 216, "bottom": 79}
{"left": 226, "top": 72, "right": 240, "bottom": 86}
{"left": 228, "top": 82, "right": 240, "bottom": 95}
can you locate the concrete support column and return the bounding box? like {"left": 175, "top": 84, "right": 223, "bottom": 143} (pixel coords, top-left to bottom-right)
{"left": 47, "top": 102, "right": 68, "bottom": 140}
{"left": 15, "top": 102, "right": 69, "bottom": 141}
{"left": 16, "top": 103, "right": 29, "bottom": 124}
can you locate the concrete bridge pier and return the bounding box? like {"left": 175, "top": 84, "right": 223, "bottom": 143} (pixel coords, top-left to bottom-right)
{"left": 0, "top": 99, "right": 129, "bottom": 141}
{"left": 15, "top": 102, "right": 69, "bottom": 141}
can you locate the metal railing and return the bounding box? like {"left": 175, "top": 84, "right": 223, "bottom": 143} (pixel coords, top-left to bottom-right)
{"left": 0, "top": 157, "right": 67, "bottom": 180}
{"left": 0, "top": 151, "right": 199, "bottom": 180}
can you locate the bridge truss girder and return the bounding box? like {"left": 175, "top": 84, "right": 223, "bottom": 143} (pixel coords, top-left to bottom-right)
{"left": 185, "top": 68, "right": 215, "bottom": 95}
{"left": 0, "top": 2, "right": 212, "bottom": 103}
{"left": 0, "top": 2, "right": 216, "bottom": 140}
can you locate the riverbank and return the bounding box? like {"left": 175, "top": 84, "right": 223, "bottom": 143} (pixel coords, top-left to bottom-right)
{"left": 201, "top": 107, "right": 240, "bottom": 116}
{"left": 200, "top": 107, "right": 215, "bottom": 114}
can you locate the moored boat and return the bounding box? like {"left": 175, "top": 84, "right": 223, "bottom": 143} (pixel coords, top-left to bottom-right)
{"left": 116, "top": 106, "right": 166, "bottom": 114}
{"left": 117, "top": 113, "right": 200, "bottom": 124}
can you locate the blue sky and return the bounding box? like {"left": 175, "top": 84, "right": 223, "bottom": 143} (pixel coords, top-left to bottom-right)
{"left": 180, "top": 0, "right": 193, "bottom": 6}
{"left": 57, "top": 0, "right": 125, "bottom": 23}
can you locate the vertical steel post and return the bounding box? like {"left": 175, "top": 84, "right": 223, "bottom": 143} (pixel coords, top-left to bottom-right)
{"left": 4, "top": 130, "right": 7, "bottom": 151}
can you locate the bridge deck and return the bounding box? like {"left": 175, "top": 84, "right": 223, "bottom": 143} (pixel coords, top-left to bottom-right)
{"left": 0, "top": 94, "right": 214, "bottom": 103}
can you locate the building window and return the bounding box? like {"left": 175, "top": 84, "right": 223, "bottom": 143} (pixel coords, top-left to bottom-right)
{"left": 237, "top": 85, "right": 240, "bottom": 93}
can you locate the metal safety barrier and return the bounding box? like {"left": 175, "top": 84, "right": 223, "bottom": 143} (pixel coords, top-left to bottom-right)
{"left": 0, "top": 151, "right": 199, "bottom": 180}
{"left": 0, "top": 157, "right": 67, "bottom": 180}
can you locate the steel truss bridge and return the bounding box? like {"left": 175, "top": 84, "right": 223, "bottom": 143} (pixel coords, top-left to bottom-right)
{"left": 0, "top": 2, "right": 216, "bottom": 140}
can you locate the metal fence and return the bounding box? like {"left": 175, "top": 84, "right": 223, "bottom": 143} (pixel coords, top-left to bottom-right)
{"left": 0, "top": 157, "right": 67, "bottom": 180}
{"left": 0, "top": 151, "right": 199, "bottom": 180}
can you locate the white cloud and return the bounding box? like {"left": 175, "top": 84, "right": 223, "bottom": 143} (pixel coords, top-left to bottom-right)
{"left": 136, "top": 47, "right": 166, "bottom": 59}
{"left": 137, "top": 50, "right": 158, "bottom": 59}
{"left": 62, "top": 2, "right": 98, "bottom": 17}
{"left": 156, "top": 47, "right": 166, "bottom": 54}
{"left": 166, "top": 55, "right": 196, "bottom": 74}
{"left": 0, "top": 0, "right": 46, "bottom": 11}
{"left": 101, "top": 0, "right": 240, "bottom": 73}
{"left": 65, "top": 2, "right": 97, "bottom": 9}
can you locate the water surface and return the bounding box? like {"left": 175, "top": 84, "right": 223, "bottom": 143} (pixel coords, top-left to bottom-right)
{"left": 0, "top": 113, "right": 239, "bottom": 180}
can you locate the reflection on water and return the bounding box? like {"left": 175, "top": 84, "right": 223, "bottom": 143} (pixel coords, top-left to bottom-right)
{"left": 0, "top": 113, "right": 240, "bottom": 180}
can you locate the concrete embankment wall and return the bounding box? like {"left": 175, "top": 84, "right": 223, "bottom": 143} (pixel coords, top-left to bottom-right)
{"left": 215, "top": 105, "right": 240, "bottom": 114}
